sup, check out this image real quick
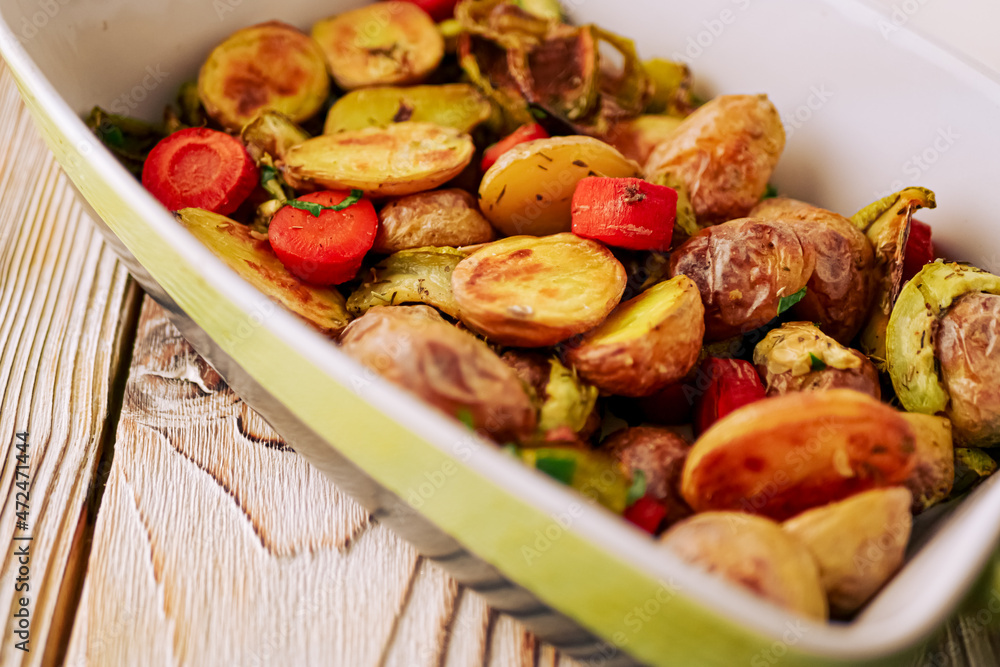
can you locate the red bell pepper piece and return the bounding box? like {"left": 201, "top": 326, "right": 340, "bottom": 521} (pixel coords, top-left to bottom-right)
{"left": 481, "top": 123, "right": 549, "bottom": 172}
{"left": 392, "top": 0, "right": 459, "bottom": 22}
{"left": 902, "top": 218, "right": 935, "bottom": 284}
{"left": 694, "top": 357, "right": 766, "bottom": 436}
{"left": 625, "top": 495, "right": 669, "bottom": 535}
{"left": 571, "top": 177, "right": 678, "bottom": 251}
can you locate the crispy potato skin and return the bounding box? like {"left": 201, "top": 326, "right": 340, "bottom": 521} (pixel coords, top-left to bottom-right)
{"left": 374, "top": 189, "right": 496, "bottom": 254}
{"left": 198, "top": 21, "right": 330, "bottom": 132}
{"left": 339, "top": 305, "right": 536, "bottom": 442}
{"left": 564, "top": 276, "right": 705, "bottom": 397}
{"left": 451, "top": 234, "right": 627, "bottom": 347}
{"left": 782, "top": 488, "right": 912, "bottom": 616}
{"left": 603, "top": 427, "right": 692, "bottom": 526}
{"left": 936, "top": 293, "right": 1000, "bottom": 447}
{"left": 669, "top": 218, "right": 813, "bottom": 341}
{"left": 750, "top": 198, "right": 875, "bottom": 343}
{"left": 645, "top": 94, "right": 785, "bottom": 225}
{"left": 661, "top": 512, "right": 828, "bottom": 620}
{"left": 681, "top": 390, "right": 917, "bottom": 521}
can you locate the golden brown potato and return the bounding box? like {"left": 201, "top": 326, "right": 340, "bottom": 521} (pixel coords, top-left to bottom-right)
{"left": 280, "top": 122, "right": 475, "bottom": 197}
{"left": 669, "top": 218, "right": 813, "bottom": 341}
{"left": 324, "top": 84, "right": 492, "bottom": 134}
{"left": 681, "top": 390, "right": 917, "bottom": 521}
{"left": 661, "top": 512, "right": 828, "bottom": 620}
{"left": 563, "top": 276, "right": 705, "bottom": 397}
{"left": 198, "top": 22, "right": 330, "bottom": 132}
{"left": 607, "top": 114, "right": 684, "bottom": 165}
{"left": 451, "top": 234, "right": 627, "bottom": 347}
{"left": 750, "top": 197, "right": 875, "bottom": 343}
{"left": 478, "top": 135, "right": 642, "bottom": 237}
{"left": 339, "top": 305, "right": 536, "bottom": 442}
{"left": 782, "top": 488, "right": 912, "bottom": 617}
{"left": 312, "top": 2, "right": 444, "bottom": 90}
{"left": 753, "top": 322, "right": 880, "bottom": 399}
{"left": 176, "top": 208, "right": 351, "bottom": 336}
{"left": 645, "top": 94, "right": 785, "bottom": 225}
{"left": 900, "top": 413, "right": 954, "bottom": 512}
{"left": 374, "top": 189, "right": 496, "bottom": 254}
{"left": 603, "top": 426, "right": 692, "bottom": 526}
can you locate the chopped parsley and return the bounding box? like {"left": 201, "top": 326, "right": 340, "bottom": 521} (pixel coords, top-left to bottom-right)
{"left": 286, "top": 189, "right": 364, "bottom": 217}
{"left": 777, "top": 287, "right": 807, "bottom": 315}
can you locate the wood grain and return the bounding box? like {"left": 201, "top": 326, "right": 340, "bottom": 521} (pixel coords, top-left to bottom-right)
{"left": 0, "top": 61, "right": 139, "bottom": 667}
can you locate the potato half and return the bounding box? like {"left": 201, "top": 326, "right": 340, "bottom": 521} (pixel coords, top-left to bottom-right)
{"left": 783, "top": 488, "right": 912, "bottom": 616}
{"left": 607, "top": 114, "right": 685, "bottom": 166}
{"left": 901, "top": 413, "right": 954, "bottom": 512}
{"left": 325, "top": 84, "right": 492, "bottom": 134}
{"left": 198, "top": 21, "right": 330, "bottom": 132}
{"left": 661, "top": 512, "right": 828, "bottom": 620}
{"left": 564, "top": 275, "right": 704, "bottom": 397}
{"left": 451, "top": 234, "right": 627, "bottom": 347}
{"left": 478, "top": 136, "right": 642, "bottom": 237}
{"left": 312, "top": 2, "right": 444, "bottom": 90}
{"left": 681, "top": 389, "right": 917, "bottom": 520}
{"left": 374, "top": 189, "right": 496, "bottom": 254}
{"left": 280, "top": 122, "right": 474, "bottom": 197}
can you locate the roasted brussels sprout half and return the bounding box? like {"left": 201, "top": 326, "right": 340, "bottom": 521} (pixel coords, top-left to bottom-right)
{"left": 374, "top": 189, "right": 496, "bottom": 254}
{"left": 645, "top": 95, "right": 785, "bottom": 225}
{"left": 952, "top": 448, "right": 998, "bottom": 496}
{"left": 339, "top": 305, "right": 536, "bottom": 442}
{"left": 176, "top": 208, "right": 351, "bottom": 336}
{"left": 347, "top": 247, "right": 466, "bottom": 318}
{"left": 681, "top": 389, "right": 916, "bottom": 520}
{"left": 563, "top": 276, "right": 705, "bottom": 397}
{"left": 478, "top": 135, "right": 641, "bottom": 237}
{"left": 536, "top": 359, "right": 600, "bottom": 438}
{"left": 198, "top": 21, "right": 330, "bottom": 132}
{"left": 602, "top": 426, "right": 692, "bottom": 526}
{"left": 642, "top": 58, "right": 695, "bottom": 117}
{"left": 661, "top": 512, "right": 828, "bottom": 620}
{"left": 312, "top": 2, "right": 444, "bottom": 90}
{"left": 324, "top": 84, "right": 492, "bottom": 134}
{"left": 886, "top": 261, "right": 1000, "bottom": 446}
{"left": 280, "top": 122, "right": 475, "bottom": 197}
{"left": 241, "top": 110, "right": 310, "bottom": 162}
{"left": 782, "top": 488, "right": 912, "bottom": 617}
{"left": 852, "top": 187, "right": 936, "bottom": 365}
{"left": 753, "top": 322, "right": 880, "bottom": 399}
{"left": 517, "top": 446, "right": 630, "bottom": 513}
{"left": 451, "top": 234, "right": 627, "bottom": 347}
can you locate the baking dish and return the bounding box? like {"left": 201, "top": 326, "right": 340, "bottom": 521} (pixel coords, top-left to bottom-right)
{"left": 4, "top": 0, "right": 1000, "bottom": 664}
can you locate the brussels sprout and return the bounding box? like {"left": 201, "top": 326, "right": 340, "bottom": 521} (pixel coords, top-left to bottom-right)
{"left": 347, "top": 247, "right": 466, "bottom": 318}
{"left": 753, "top": 322, "right": 880, "bottom": 399}
{"left": 518, "top": 446, "right": 630, "bottom": 513}
{"left": 86, "top": 107, "right": 166, "bottom": 179}
{"left": 851, "top": 187, "right": 936, "bottom": 366}
{"left": 198, "top": 21, "right": 330, "bottom": 132}
{"left": 324, "top": 84, "right": 492, "bottom": 135}
{"left": 642, "top": 58, "right": 695, "bottom": 116}
{"left": 507, "top": 24, "right": 601, "bottom": 122}
{"left": 952, "top": 448, "right": 998, "bottom": 496}
{"left": 241, "top": 110, "right": 310, "bottom": 163}
{"left": 457, "top": 33, "right": 535, "bottom": 133}
{"left": 537, "top": 359, "right": 600, "bottom": 436}
{"left": 661, "top": 512, "right": 828, "bottom": 620}
{"left": 886, "top": 261, "right": 1000, "bottom": 446}
{"left": 516, "top": 0, "right": 564, "bottom": 21}
{"left": 175, "top": 208, "right": 351, "bottom": 336}
{"left": 312, "top": 2, "right": 444, "bottom": 90}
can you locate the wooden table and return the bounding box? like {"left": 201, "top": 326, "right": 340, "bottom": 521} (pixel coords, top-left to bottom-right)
{"left": 1, "top": 38, "right": 1000, "bottom": 667}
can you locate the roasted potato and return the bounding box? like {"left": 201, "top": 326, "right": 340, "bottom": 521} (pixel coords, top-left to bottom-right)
{"left": 563, "top": 276, "right": 705, "bottom": 397}
{"left": 451, "top": 234, "right": 627, "bottom": 347}
{"left": 750, "top": 197, "right": 875, "bottom": 343}
{"left": 782, "top": 488, "right": 912, "bottom": 617}
{"left": 312, "top": 2, "right": 444, "bottom": 90}
{"left": 887, "top": 261, "right": 1000, "bottom": 446}
{"left": 176, "top": 208, "right": 351, "bottom": 336}
{"left": 339, "top": 305, "right": 536, "bottom": 442}
{"left": 852, "top": 187, "right": 936, "bottom": 365}
{"left": 478, "top": 135, "right": 642, "bottom": 237}
{"left": 681, "top": 389, "right": 916, "bottom": 520}
{"left": 241, "top": 110, "right": 310, "bottom": 162}
{"left": 198, "top": 21, "right": 330, "bottom": 132}
{"left": 602, "top": 426, "right": 692, "bottom": 526}
{"left": 280, "top": 122, "right": 475, "bottom": 197}
{"left": 374, "top": 189, "right": 496, "bottom": 254}
{"left": 645, "top": 95, "right": 785, "bottom": 225}
{"left": 607, "top": 114, "right": 684, "bottom": 166}
{"left": 669, "top": 218, "right": 813, "bottom": 341}
{"left": 324, "top": 84, "right": 492, "bottom": 134}
{"left": 900, "top": 413, "right": 954, "bottom": 512}
{"left": 753, "top": 322, "right": 880, "bottom": 399}
{"left": 347, "top": 247, "right": 466, "bottom": 318}
{"left": 661, "top": 512, "right": 828, "bottom": 620}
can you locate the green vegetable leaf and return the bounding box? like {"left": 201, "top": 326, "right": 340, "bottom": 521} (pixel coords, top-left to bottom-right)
{"left": 259, "top": 164, "right": 278, "bottom": 186}
{"left": 286, "top": 189, "right": 364, "bottom": 217}
{"left": 777, "top": 287, "right": 807, "bottom": 315}
{"left": 809, "top": 353, "right": 827, "bottom": 372}
{"left": 626, "top": 470, "right": 647, "bottom": 507}
{"left": 456, "top": 408, "right": 476, "bottom": 430}
{"left": 501, "top": 443, "right": 520, "bottom": 457}
{"left": 762, "top": 183, "right": 778, "bottom": 200}
{"left": 536, "top": 456, "right": 577, "bottom": 486}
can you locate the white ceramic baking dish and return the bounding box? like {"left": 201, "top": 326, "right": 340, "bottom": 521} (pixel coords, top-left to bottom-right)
{"left": 4, "top": 1, "right": 1000, "bottom": 664}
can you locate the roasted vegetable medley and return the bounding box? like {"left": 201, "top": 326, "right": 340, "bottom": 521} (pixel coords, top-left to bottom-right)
{"left": 88, "top": 0, "right": 1000, "bottom": 623}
